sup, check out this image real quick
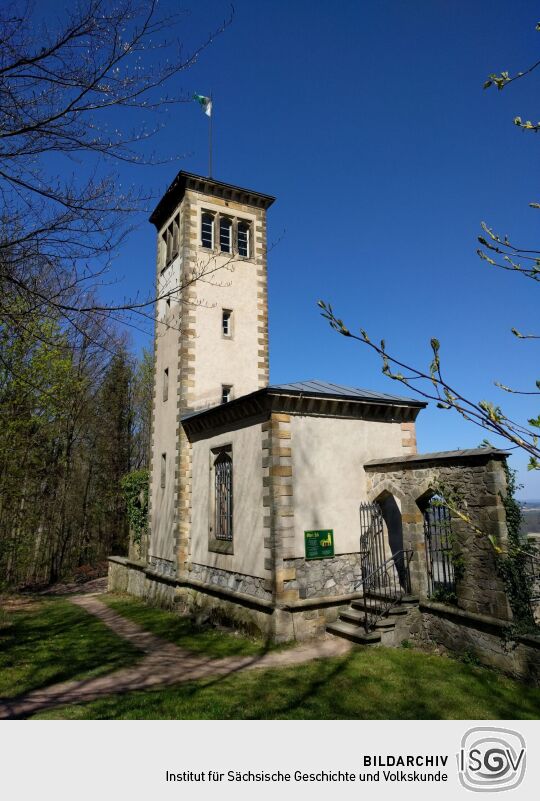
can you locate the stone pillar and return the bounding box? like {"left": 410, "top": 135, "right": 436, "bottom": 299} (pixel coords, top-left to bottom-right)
{"left": 174, "top": 199, "right": 198, "bottom": 578}
{"left": 401, "top": 504, "right": 429, "bottom": 598}
{"left": 451, "top": 459, "right": 511, "bottom": 620}
{"left": 262, "top": 412, "right": 297, "bottom": 640}
{"left": 255, "top": 210, "right": 269, "bottom": 388}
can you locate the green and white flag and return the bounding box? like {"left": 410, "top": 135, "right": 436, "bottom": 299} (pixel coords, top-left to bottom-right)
{"left": 193, "top": 93, "right": 212, "bottom": 117}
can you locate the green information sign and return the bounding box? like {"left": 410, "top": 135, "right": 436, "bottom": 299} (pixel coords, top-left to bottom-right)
{"left": 304, "top": 529, "right": 334, "bottom": 560}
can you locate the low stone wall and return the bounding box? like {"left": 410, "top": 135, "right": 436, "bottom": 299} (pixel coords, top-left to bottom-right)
{"left": 148, "top": 555, "right": 176, "bottom": 579}
{"left": 408, "top": 600, "right": 540, "bottom": 685}
{"left": 174, "top": 585, "right": 275, "bottom": 638}
{"left": 188, "top": 562, "right": 271, "bottom": 602}
{"left": 108, "top": 555, "right": 350, "bottom": 642}
{"left": 283, "top": 553, "right": 363, "bottom": 599}
{"left": 108, "top": 557, "right": 176, "bottom": 607}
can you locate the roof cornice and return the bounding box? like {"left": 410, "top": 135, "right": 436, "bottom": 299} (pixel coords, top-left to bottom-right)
{"left": 182, "top": 386, "right": 424, "bottom": 438}
{"left": 150, "top": 171, "right": 275, "bottom": 229}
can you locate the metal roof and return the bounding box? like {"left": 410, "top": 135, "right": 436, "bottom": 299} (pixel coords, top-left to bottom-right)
{"left": 181, "top": 379, "right": 426, "bottom": 423}
{"left": 365, "top": 447, "right": 510, "bottom": 467}
{"left": 267, "top": 379, "right": 426, "bottom": 407}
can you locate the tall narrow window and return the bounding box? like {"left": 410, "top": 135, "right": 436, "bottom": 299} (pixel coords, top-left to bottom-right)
{"left": 166, "top": 223, "right": 172, "bottom": 264}
{"left": 201, "top": 212, "right": 214, "bottom": 249}
{"left": 237, "top": 221, "right": 250, "bottom": 257}
{"left": 160, "top": 229, "right": 167, "bottom": 270}
{"left": 161, "top": 453, "right": 167, "bottom": 488}
{"left": 214, "top": 451, "right": 233, "bottom": 541}
{"left": 172, "top": 214, "right": 180, "bottom": 257}
{"left": 221, "top": 385, "right": 232, "bottom": 404}
{"left": 220, "top": 217, "right": 232, "bottom": 253}
{"left": 163, "top": 367, "right": 169, "bottom": 402}
{"left": 222, "top": 309, "right": 232, "bottom": 337}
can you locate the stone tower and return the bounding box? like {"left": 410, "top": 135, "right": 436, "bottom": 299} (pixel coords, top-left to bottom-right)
{"left": 147, "top": 172, "right": 275, "bottom": 578}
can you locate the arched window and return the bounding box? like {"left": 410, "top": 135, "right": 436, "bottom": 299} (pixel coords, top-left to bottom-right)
{"left": 237, "top": 221, "right": 250, "bottom": 257}
{"left": 214, "top": 451, "right": 233, "bottom": 541}
{"left": 201, "top": 212, "right": 214, "bottom": 249}
{"left": 219, "top": 216, "right": 232, "bottom": 253}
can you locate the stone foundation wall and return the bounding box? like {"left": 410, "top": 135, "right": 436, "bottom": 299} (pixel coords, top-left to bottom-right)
{"left": 174, "top": 586, "right": 274, "bottom": 637}
{"left": 398, "top": 601, "right": 540, "bottom": 685}
{"left": 283, "top": 553, "right": 363, "bottom": 599}
{"left": 108, "top": 557, "right": 175, "bottom": 607}
{"left": 108, "top": 556, "right": 347, "bottom": 642}
{"left": 148, "top": 555, "right": 176, "bottom": 578}
{"left": 188, "top": 562, "right": 272, "bottom": 602}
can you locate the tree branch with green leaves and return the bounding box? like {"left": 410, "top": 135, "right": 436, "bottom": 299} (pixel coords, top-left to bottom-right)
{"left": 317, "top": 301, "right": 540, "bottom": 470}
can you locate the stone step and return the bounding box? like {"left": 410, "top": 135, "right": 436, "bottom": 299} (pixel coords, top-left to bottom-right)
{"left": 326, "top": 620, "right": 381, "bottom": 645}
{"left": 373, "top": 617, "right": 397, "bottom": 630}
{"left": 364, "top": 591, "right": 419, "bottom": 605}
{"left": 351, "top": 598, "right": 407, "bottom": 616}
{"left": 399, "top": 594, "right": 419, "bottom": 605}
{"left": 340, "top": 607, "right": 397, "bottom": 629}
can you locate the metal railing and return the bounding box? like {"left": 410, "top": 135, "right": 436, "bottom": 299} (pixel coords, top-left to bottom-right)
{"left": 423, "top": 499, "right": 456, "bottom": 602}
{"left": 354, "top": 549, "right": 413, "bottom": 634}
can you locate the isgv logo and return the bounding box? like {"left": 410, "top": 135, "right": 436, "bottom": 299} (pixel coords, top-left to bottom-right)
{"left": 457, "top": 727, "right": 526, "bottom": 792}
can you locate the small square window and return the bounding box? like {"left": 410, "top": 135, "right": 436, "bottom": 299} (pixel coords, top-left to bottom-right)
{"left": 221, "top": 385, "right": 232, "bottom": 404}
{"left": 222, "top": 309, "right": 232, "bottom": 337}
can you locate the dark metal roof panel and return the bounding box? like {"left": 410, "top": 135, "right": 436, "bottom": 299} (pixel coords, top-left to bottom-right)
{"left": 268, "top": 379, "right": 426, "bottom": 407}
{"left": 181, "top": 379, "right": 426, "bottom": 423}
{"left": 365, "top": 447, "right": 510, "bottom": 467}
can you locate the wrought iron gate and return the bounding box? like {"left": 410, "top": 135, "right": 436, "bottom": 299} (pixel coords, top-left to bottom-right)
{"left": 359, "top": 502, "right": 387, "bottom": 589}
{"left": 423, "top": 496, "right": 456, "bottom": 601}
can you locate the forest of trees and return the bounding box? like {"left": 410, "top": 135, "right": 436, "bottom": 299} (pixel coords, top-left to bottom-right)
{"left": 0, "top": 1, "right": 229, "bottom": 589}
{"left": 0, "top": 307, "right": 153, "bottom": 589}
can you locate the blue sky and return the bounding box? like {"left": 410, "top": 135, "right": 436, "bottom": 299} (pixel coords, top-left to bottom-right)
{"left": 44, "top": 0, "right": 540, "bottom": 497}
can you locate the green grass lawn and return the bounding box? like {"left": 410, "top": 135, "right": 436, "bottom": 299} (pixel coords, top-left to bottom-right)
{"left": 34, "top": 644, "right": 540, "bottom": 720}
{"left": 0, "top": 597, "right": 141, "bottom": 699}
{"left": 102, "top": 593, "right": 277, "bottom": 657}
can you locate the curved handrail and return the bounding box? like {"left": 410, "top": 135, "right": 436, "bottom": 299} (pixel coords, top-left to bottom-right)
{"left": 354, "top": 549, "right": 414, "bottom": 633}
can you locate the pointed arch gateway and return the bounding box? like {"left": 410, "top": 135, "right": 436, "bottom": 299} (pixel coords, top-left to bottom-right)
{"left": 359, "top": 491, "right": 409, "bottom": 593}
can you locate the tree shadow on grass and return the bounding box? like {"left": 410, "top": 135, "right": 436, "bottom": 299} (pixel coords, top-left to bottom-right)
{"left": 0, "top": 598, "right": 142, "bottom": 702}
{"left": 102, "top": 593, "right": 282, "bottom": 659}
{"left": 33, "top": 644, "right": 540, "bottom": 720}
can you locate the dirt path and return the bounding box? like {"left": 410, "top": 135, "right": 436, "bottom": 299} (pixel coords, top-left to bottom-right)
{"left": 0, "top": 594, "right": 350, "bottom": 719}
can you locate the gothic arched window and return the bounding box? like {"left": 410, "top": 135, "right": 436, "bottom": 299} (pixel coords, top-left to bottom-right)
{"left": 214, "top": 451, "right": 233, "bottom": 541}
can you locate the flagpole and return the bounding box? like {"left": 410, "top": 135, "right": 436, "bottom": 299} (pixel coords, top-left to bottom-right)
{"left": 208, "top": 92, "right": 213, "bottom": 178}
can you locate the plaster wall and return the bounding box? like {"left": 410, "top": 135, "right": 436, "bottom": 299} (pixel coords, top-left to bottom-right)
{"left": 290, "top": 415, "right": 410, "bottom": 557}
{"left": 190, "top": 420, "right": 266, "bottom": 579}
{"left": 190, "top": 196, "right": 264, "bottom": 410}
